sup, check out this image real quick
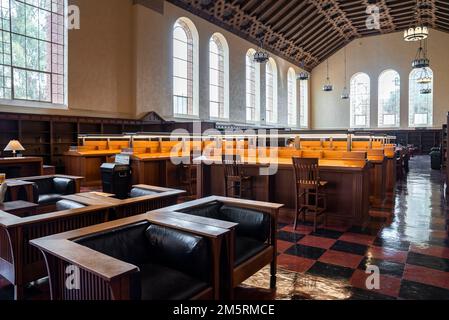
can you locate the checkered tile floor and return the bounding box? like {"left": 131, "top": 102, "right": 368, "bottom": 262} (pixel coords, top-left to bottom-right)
{"left": 264, "top": 156, "right": 449, "bottom": 300}
{"left": 1, "top": 156, "right": 448, "bottom": 300}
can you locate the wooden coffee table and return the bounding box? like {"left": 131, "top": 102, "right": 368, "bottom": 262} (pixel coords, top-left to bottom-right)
{"left": 0, "top": 200, "right": 39, "bottom": 217}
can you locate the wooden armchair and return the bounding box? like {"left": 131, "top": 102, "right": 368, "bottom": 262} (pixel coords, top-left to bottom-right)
{"left": 30, "top": 213, "right": 230, "bottom": 300}
{"left": 150, "top": 196, "right": 283, "bottom": 298}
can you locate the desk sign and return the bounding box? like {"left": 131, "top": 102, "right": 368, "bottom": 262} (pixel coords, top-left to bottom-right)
{"left": 115, "top": 154, "right": 130, "bottom": 165}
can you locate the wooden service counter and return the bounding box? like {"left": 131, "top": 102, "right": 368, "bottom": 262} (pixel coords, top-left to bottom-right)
{"left": 196, "top": 157, "right": 371, "bottom": 227}
{"left": 64, "top": 150, "right": 118, "bottom": 186}
{"left": 130, "top": 153, "right": 180, "bottom": 188}
{"left": 0, "top": 157, "right": 43, "bottom": 178}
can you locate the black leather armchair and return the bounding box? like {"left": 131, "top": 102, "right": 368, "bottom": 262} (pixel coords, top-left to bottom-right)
{"left": 181, "top": 202, "right": 271, "bottom": 267}
{"left": 151, "top": 196, "right": 282, "bottom": 298}
{"left": 28, "top": 177, "right": 77, "bottom": 206}
{"left": 75, "top": 221, "right": 213, "bottom": 300}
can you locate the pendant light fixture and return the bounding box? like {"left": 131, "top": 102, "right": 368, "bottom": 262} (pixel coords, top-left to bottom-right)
{"left": 253, "top": 40, "right": 269, "bottom": 64}
{"left": 322, "top": 59, "right": 333, "bottom": 92}
{"left": 412, "top": 40, "right": 430, "bottom": 69}
{"left": 403, "top": 2, "right": 429, "bottom": 42}
{"left": 341, "top": 47, "right": 349, "bottom": 100}
{"left": 297, "top": 59, "right": 309, "bottom": 81}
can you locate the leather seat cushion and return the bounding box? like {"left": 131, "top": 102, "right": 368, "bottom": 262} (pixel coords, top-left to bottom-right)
{"left": 138, "top": 263, "right": 208, "bottom": 300}
{"left": 145, "top": 224, "right": 211, "bottom": 282}
{"left": 235, "top": 236, "right": 268, "bottom": 266}
{"left": 56, "top": 199, "right": 86, "bottom": 211}
{"left": 38, "top": 193, "right": 63, "bottom": 205}
{"left": 129, "top": 188, "right": 159, "bottom": 198}
{"left": 33, "top": 178, "right": 54, "bottom": 195}
{"left": 219, "top": 205, "right": 270, "bottom": 242}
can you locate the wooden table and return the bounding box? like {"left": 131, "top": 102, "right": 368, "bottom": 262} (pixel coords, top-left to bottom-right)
{"left": 0, "top": 157, "right": 43, "bottom": 179}
{"left": 195, "top": 156, "right": 371, "bottom": 227}
{"left": 62, "top": 192, "right": 120, "bottom": 206}
{"left": 0, "top": 201, "right": 38, "bottom": 217}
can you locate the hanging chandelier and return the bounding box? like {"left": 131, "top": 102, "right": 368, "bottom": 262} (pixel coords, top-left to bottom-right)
{"left": 404, "top": 5, "right": 429, "bottom": 42}
{"left": 323, "top": 60, "right": 333, "bottom": 92}
{"left": 404, "top": 26, "right": 428, "bottom": 42}
{"left": 297, "top": 60, "right": 309, "bottom": 81}
{"left": 412, "top": 41, "right": 430, "bottom": 69}
{"left": 341, "top": 47, "right": 349, "bottom": 99}
{"left": 417, "top": 68, "right": 432, "bottom": 84}
{"left": 420, "top": 87, "right": 432, "bottom": 95}
{"left": 253, "top": 40, "right": 269, "bottom": 64}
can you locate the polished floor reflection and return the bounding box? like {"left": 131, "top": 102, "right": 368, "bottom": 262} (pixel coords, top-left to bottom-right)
{"left": 0, "top": 156, "right": 448, "bottom": 300}
{"left": 238, "top": 155, "right": 449, "bottom": 300}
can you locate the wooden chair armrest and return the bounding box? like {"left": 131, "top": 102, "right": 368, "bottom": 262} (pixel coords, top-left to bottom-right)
{"left": 30, "top": 239, "right": 138, "bottom": 281}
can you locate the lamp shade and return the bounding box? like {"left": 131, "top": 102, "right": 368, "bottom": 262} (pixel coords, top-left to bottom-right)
{"left": 4, "top": 140, "right": 25, "bottom": 152}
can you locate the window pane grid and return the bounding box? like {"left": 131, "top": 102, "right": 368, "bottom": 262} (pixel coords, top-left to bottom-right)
{"left": 0, "top": 0, "right": 65, "bottom": 104}
{"left": 246, "top": 52, "right": 256, "bottom": 122}
{"left": 409, "top": 67, "right": 433, "bottom": 127}
{"left": 265, "top": 60, "right": 277, "bottom": 124}
{"left": 209, "top": 35, "right": 225, "bottom": 119}
{"left": 350, "top": 73, "right": 370, "bottom": 128}
{"left": 287, "top": 69, "right": 296, "bottom": 126}
{"left": 378, "top": 70, "right": 400, "bottom": 127}
{"left": 173, "top": 20, "right": 194, "bottom": 116}
{"left": 299, "top": 80, "right": 308, "bottom": 128}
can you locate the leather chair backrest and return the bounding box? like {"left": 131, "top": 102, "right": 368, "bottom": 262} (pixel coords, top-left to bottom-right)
{"left": 145, "top": 224, "right": 211, "bottom": 283}
{"left": 53, "top": 177, "right": 76, "bottom": 195}
{"left": 219, "top": 205, "right": 270, "bottom": 242}
{"left": 75, "top": 221, "right": 152, "bottom": 266}
{"left": 33, "top": 178, "right": 54, "bottom": 195}
{"left": 180, "top": 202, "right": 222, "bottom": 219}
{"left": 129, "top": 187, "right": 159, "bottom": 198}
{"left": 56, "top": 200, "right": 86, "bottom": 211}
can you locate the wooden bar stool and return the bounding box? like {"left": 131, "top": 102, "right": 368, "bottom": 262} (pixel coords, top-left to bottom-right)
{"left": 178, "top": 155, "right": 197, "bottom": 198}
{"left": 292, "top": 157, "right": 328, "bottom": 232}
{"left": 222, "top": 154, "right": 253, "bottom": 199}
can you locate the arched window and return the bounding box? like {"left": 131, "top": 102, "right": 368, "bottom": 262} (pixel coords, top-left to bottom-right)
{"left": 299, "top": 79, "right": 309, "bottom": 128}
{"left": 266, "top": 58, "right": 278, "bottom": 124}
{"left": 350, "top": 72, "right": 370, "bottom": 128}
{"left": 378, "top": 70, "right": 400, "bottom": 127}
{"left": 287, "top": 68, "right": 297, "bottom": 127}
{"left": 409, "top": 67, "right": 433, "bottom": 127}
{"left": 246, "top": 49, "right": 260, "bottom": 122}
{"left": 209, "top": 33, "right": 229, "bottom": 119}
{"left": 173, "top": 18, "right": 198, "bottom": 117}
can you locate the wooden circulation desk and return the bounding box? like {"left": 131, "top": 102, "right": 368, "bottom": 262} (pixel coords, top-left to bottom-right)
{"left": 130, "top": 153, "right": 180, "bottom": 188}
{"left": 196, "top": 156, "right": 371, "bottom": 227}
{"left": 63, "top": 150, "right": 119, "bottom": 186}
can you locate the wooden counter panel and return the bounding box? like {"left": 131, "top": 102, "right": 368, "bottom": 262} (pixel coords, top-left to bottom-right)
{"left": 199, "top": 161, "right": 370, "bottom": 227}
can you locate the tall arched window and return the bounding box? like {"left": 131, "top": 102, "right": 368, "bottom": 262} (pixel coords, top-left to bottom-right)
{"left": 287, "top": 68, "right": 297, "bottom": 127}
{"left": 299, "top": 79, "right": 309, "bottom": 128}
{"left": 266, "top": 58, "right": 278, "bottom": 124}
{"left": 173, "top": 18, "right": 198, "bottom": 117}
{"left": 350, "top": 72, "right": 370, "bottom": 128}
{"left": 246, "top": 49, "right": 260, "bottom": 122}
{"left": 378, "top": 70, "right": 400, "bottom": 127}
{"left": 409, "top": 67, "right": 433, "bottom": 127}
{"left": 209, "top": 33, "right": 229, "bottom": 119}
